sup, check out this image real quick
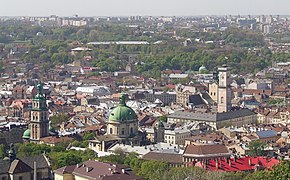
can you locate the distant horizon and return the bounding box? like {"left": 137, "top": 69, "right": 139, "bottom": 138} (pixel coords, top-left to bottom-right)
{"left": 0, "top": 0, "right": 289, "bottom": 17}
{"left": 0, "top": 14, "right": 289, "bottom": 18}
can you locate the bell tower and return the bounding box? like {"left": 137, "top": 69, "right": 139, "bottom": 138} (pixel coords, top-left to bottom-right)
{"left": 218, "top": 65, "right": 232, "bottom": 113}
{"left": 30, "top": 82, "right": 49, "bottom": 141}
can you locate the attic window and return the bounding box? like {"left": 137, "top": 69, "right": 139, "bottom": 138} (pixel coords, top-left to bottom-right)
{"left": 111, "top": 113, "right": 114, "bottom": 116}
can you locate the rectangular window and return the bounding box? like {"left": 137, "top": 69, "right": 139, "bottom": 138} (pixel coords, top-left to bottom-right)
{"left": 2, "top": 177, "right": 6, "bottom": 180}
{"left": 19, "top": 177, "right": 22, "bottom": 180}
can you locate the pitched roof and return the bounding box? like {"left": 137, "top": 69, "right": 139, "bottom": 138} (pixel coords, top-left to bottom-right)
{"left": 0, "top": 160, "right": 10, "bottom": 174}
{"left": 54, "top": 160, "right": 142, "bottom": 180}
{"left": 216, "top": 109, "right": 256, "bottom": 121}
{"left": 184, "top": 144, "right": 230, "bottom": 157}
{"left": 202, "top": 156, "right": 279, "bottom": 172}
{"left": 20, "top": 154, "right": 50, "bottom": 169}
{"left": 142, "top": 152, "right": 183, "bottom": 164}
{"left": 53, "top": 165, "right": 75, "bottom": 174}
{"left": 188, "top": 94, "right": 205, "bottom": 106}
{"left": 8, "top": 159, "right": 32, "bottom": 174}
{"left": 168, "top": 109, "right": 256, "bottom": 122}
{"left": 40, "top": 136, "right": 74, "bottom": 144}
{"left": 255, "top": 130, "right": 278, "bottom": 139}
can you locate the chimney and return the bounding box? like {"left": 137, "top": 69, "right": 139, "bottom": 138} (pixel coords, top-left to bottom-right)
{"left": 215, "top": 160, "right": 218, "bottom": 169}
{"left": 248, "top": 158, "right": 251, "bottom": 165}
{"left": 229, "top": 159, "right": 231, "bottom": 167}
{"left": 33, "top": 161, "right": 37, "bottom": 180}
{"left": 122, "top": 169, "right": 125, "bottom": 174}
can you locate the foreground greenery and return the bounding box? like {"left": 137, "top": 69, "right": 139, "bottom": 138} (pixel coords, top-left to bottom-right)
{"left": 99, "top": 148, "right": 289, "bottom": 180}
{"left": 3, "top": 142, "right": 96, "bottom": 170}
{"left": 1, "top": 143, "right": 289, "bottom": 179}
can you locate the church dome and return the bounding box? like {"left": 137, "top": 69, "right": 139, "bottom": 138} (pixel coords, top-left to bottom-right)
{"left": 109, "top": 94, "right": 137, "bottom": 122}
{"left": 22, "top": 129, "right": 30, "bottom": 139}
{"left": 199, "top": 65, "right": 207, "bottom": 73}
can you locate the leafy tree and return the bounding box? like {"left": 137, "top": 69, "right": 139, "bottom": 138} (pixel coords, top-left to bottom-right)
{"left": 0, "top": 144, "right": 5, "bottom": 159}
{"left": 248, "top": 140, "right": 265, "bottom": 156}
{"left": 159, "top": 115, "right": 168, "bottom": 123}
{"left": 138, "top": 160, "right": 170, "bottom": 180}
{"left": 83, "top": 132, "right": 96, "bottom": 141}
{"left": 50, "top": 113, "right": 70, "bottom": 127}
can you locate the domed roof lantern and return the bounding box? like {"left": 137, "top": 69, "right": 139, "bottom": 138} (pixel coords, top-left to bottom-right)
{"left": 119, "top": 93, "right": 126, "bottom": 106}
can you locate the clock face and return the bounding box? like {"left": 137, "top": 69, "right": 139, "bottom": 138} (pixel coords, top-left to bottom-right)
{"left": 220, "top": 74, "right": 225, "bottom": 79}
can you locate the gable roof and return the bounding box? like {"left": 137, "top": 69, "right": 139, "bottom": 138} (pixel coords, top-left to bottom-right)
{"left": 0, "top": 154, "right": 50, "bottom": 175}
{"left": 9, "top": 159, "right": 32, "bottom": 174}
{"left": 55, "top": 160, "right": 142, "bottom": 180}
{"left": 183, "top": 144, "right": 230, "bottom": 157}
{"left": 20, "top": 154, "right": 50, "bottom": 169}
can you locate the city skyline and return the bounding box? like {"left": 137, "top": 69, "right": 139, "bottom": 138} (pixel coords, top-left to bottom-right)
{"left": 0, "top": 0, "right": 289, "bottom": 17}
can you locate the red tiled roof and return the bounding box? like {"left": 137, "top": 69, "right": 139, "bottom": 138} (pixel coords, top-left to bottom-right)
{"left": 198, "top": 157, "right": 279, "bottom": 172}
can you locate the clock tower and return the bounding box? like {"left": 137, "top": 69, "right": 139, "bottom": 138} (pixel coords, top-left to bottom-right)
{"left": 218, "top": 65, "right": 232, "bottom": 113}
{"left": 30, "top": 82, "right": 49, "bottom": 141}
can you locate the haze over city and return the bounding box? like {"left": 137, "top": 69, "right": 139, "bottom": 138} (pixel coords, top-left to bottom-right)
{"left": 0, "top": 0, "right": 290, "bottom": 16}
{"left": 1, "top": 0, "right": 290, "bottom": 179}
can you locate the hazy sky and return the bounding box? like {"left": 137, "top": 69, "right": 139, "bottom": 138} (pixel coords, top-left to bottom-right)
{"left": 0, "top": 0, "right": 289, "bottom": 16}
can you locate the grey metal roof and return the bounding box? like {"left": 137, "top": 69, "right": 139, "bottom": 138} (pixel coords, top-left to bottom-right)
{"left": 168, "top": 111, "right": 217, "bottom": 122}
{"left": 216, "top": 109, "right": 256, "bottom": 121}
{"left": 168, "top": 109, "right": 256, "bottom": 122}
{"left": 256, "top": 130, "right": 277, "bottom": 139}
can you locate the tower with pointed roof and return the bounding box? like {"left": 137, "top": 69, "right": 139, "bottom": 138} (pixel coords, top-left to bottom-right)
{"left": 29, "top": 82, "right": 49, "bottom": 141}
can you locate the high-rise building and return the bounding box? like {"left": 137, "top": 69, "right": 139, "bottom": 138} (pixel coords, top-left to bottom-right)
{"left": 218, "top": 65, "right": 232, "bottom": 113}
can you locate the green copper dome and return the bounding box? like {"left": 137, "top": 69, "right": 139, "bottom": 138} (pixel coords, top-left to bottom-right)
{"left": 22, "top": 129, "right": 31, "bottom": 139}
{"left": 109, "top": 93, "right": 137, "bottom": 122}
{"left": 199, "top": 65, "right": 207, "bottom": 73}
